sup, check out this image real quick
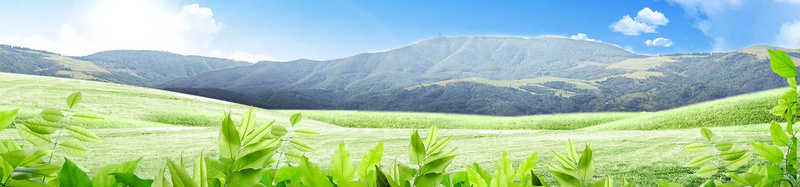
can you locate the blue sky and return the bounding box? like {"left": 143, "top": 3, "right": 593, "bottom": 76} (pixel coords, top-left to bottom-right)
{"left": 1, "top": 0, "right": 800, "bottom": 62}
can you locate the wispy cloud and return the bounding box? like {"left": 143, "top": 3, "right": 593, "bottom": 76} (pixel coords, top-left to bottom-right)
{"left": 645, "top": 37, "right": 674, "bottom": 47}
{"left": 777, "top": 20, "right": 800, "bottom": 48}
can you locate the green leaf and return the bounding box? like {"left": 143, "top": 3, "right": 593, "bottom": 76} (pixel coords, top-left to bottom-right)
{"left": 219, "top": 113, "right": 241, "bottom": 159}
{"left": 66, "top": 125, "right": 101, "bottom": 142}
{"left": 768, "top": 49, "right": 797, "bottom": 78}
{"left": 242, "top": 120, "right": 275, "bottom": 146}
{"left": 498, "top": 151, "right": 514, "bottom": 182}
{"left": 289, "top": 113, "right": 302, "bottom": 126}
{"left": 414, "top": 173, "right": 445, "bottom": 187}
{"left": 299, "top": 156, "right": 333, "bottom": 187}
{"left": 167, "top": 159, "right": 198, "bottom": 187}
{"left": 239, "top": 106, "right": 257, "bottom": 139}
{"left": 0, "top": 108, "right": 19, "bottom": 132}
{"left": 551, "top": 151, "right": 576, "bottom": 170}
{"left": 549, "top": 166, "right": 582, "bottom": 187}
{"left": 424, "top": 126, "right": 438, "bottom": 150}
{"left": 22, "top": 118, "right": 58, "bottom": 134}
{"left": 67, "top": 92, "right": 82, "bottom": 109}
{"left": 577, "top": 144, "right": 594, "bottom": 180}
{"left": 60, "top": 139, "right": 88, "bottom": 156}
{"left": 289, "top": 139, "right": 316, "bottom": 152}
{"left": 284, "top": 149, "right": 305, "bottom": 165}
{"left": 467, "top": 167, "right": 489, "bottom": 187}
{"left": 472, "top": 163, "right": 492, "bottom": 185}
{"left": 409, "top": 130, "right": 426, "bottom": 165}
{"left": 566, "top": 139, "right": 579, "bottom": 162}
{"left": 788, "top": 77, "right": 797, "bottom": 89}
{"left": 695, "top": 165, "right": 718, "bottom": 178}
{"left": 720, "top": 148, "right": 747, "bottom": 161}
{"left": 72, "top": 112, "right": 104, "bottom": 123}
{"left": 194, "top": 152, "right": 208, "bottom": 187}
{"left": 685, "top": 154, "right": 713, "bottom": 167}
{"left": 294, "top": 128, "right": 319, "bottom": 138}
{"left": 270, "top": 125, "right": 287, "bottom": 137}
{"left": 274, "top": 167, "right": 300, "bottom": 183}
{"left": 59, "top": 157, "right": 92, "bottom": 187}
{"left": 375, "top": 166, "right": 392, "bottom": 187}
{"left": 766, "top": 165, "right": 783, "bottom": 180}
{"left": 770, "top": 121, "right": 789, "bottom": 146}
{"left": 428, "top": 135, "right": 452, "bottom": 155}
{"left": 357, "top": 141, "right": 383, "bottom": 181}
{"left": 93, "top": 158, "right": 142, "bottom": 187}
{"left": 153, "top": 164, "right": 172, "bottom": 187}
{"left": 684, "top": 143, "right": 708, "bottom": 152}
{"left": 9, "top": 179, "right": 50, "bottom": 187}
{"left": 40, "top": 108, "right": 64, "bottom": 122}
{"left": 724, "top": 152, "right": 752, "bottom": 170}
{"left": 701, "top": 128, "right": 713, "bottom": 141}
{"left": 227, "top": 169, "right": 268, "bottom": 187}
{"left": 11, "top": 163, "right": 60, "bottom": 179}
{"left": 419, "top": 154, "right": 455, "bottom": 175}
{"left": 715, "top": 140, "right": 733, "bottom": 152}
{"left": 111, "top": 173, "right": 154, "bottom": 187}
{"left": 516, "top": 152, "right": 538, "bottom": 182}
{"left": 17, "top": 124, "right": 51, "bottom": 147}
{"left": 332, "top": 141, "right": 355, "bottom": 183}
{"left": 238, "top": 138, "right": 280, "bottom": 159}
{"left": 751, "top": 141, "right": 784, "bottom": 164}
{"left": 232, "top": 146, "right": 278, "bottom": 171}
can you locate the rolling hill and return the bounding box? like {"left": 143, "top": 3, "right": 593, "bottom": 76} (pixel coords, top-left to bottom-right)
{"left": 0, "top": 45, "right": 250, "bottom": 87}
{"left": 160, "top": 36, "right": 796, "bottom": 115}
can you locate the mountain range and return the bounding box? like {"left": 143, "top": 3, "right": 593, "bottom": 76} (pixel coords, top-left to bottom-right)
{"left": 2, "top": 36, "right": 798, "bottom": 115}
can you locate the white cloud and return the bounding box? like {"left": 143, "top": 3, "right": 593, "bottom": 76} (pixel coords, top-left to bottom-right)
{"left": 777, "top": 20, "right": 800, "bottom": 48}
{"left": 569, "top": 33, "right": 601, "bottom": 42}
{"left": 3, "top": 1, "right": 267, "bottom": 62}
{"left": 610, "top": 7, "right": 669, "bottom": 35}
{"left": 635, "top": 8, "right": 669, "bottom": 26}
{"left": 645, "top": 37, "right": 674, "bottom": 47}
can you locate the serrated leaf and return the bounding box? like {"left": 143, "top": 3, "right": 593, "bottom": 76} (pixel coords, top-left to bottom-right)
{"left": 66, "top": 125, "right": 101, "bottom": 142}
{"left": 17, "top": 124, "right": 51, "bottom": 147}
{"left": 751, "top": 141, "right": 784, "bottom": 164}
{"left": 66, "top": 92, "right": 82, "bottom": 109}
{"left": 684, "top": 143, "right": 708, "bottom": 152}
{"left": 60, "top": 139, "right": 88, "bottom": 156}
{"left": 701, "top": 128, "right": 713, "bottom": 141}
{"left": 270, "top": 125, "right": 287, "bottom": 137}
{"left": 770, "top": 121, "right": 789, "bottom": 146}
{"left": 289, "top": 113, "right": 302, "bottom": 126}
{"left": 332, "top": 141, "right": 355, "bottom": 183}
{"left": 72, "top": 112, "right": 104, "bottom": 123}
{"left": 409, "top": 130, "right": 426, "bottom": 165}
{"left": 768, "top": 49, "right": 797, "bottom": 78}
{"left": 0, "top": 108, "right": 19, "bottom": 132}
{"left": 22, "top": 118, "right": 58, "bottom": 134}
{"left": 294, "top": 128, "right": 319, "bottom": 138}
{"left": 40, "top": 108, "right": 64, "bottom": 122}
{"left": 289, "top": 139, "right": 316, "bottom": 152}
{"left": 685, "top": 154, "right": 713, "bottom": 167}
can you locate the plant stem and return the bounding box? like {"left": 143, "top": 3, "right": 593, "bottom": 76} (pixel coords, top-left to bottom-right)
{"left": 47, "top": 126, "right": 64, "bottom": 163}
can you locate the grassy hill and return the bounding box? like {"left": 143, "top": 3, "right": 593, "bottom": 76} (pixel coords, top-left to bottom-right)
{"left": 0, "top": 45, "right": 250, "bottom": 87}
{"left": 0, "top": 71, "right": 780, "bottom": 186}
{"left": 585, "top": 87, "right": 786, "bottom": 130}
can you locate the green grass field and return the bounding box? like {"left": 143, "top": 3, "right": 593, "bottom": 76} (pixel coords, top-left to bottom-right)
{"left": 275, "top": 110, "right": 644, "bottom": 130}
{"left": 0, "top": 72, "right": 786, "bottom": 186}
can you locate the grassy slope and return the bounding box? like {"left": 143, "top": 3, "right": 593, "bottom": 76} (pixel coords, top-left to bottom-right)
{"left": 0, "top": 72, "right": 300, "bottom": 128}
{"left": 277, "top": 110, "right": 644, "bottom": 130}
{"left": 585, "top": 88, "right": 786, "bottom": 130}
{"left": 0, "top": 72, "right": 782, "bottom": 186}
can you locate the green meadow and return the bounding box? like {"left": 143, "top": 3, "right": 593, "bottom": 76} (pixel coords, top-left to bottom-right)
{"left": 0, "top": 72, "right": 786, "bottom": 186}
